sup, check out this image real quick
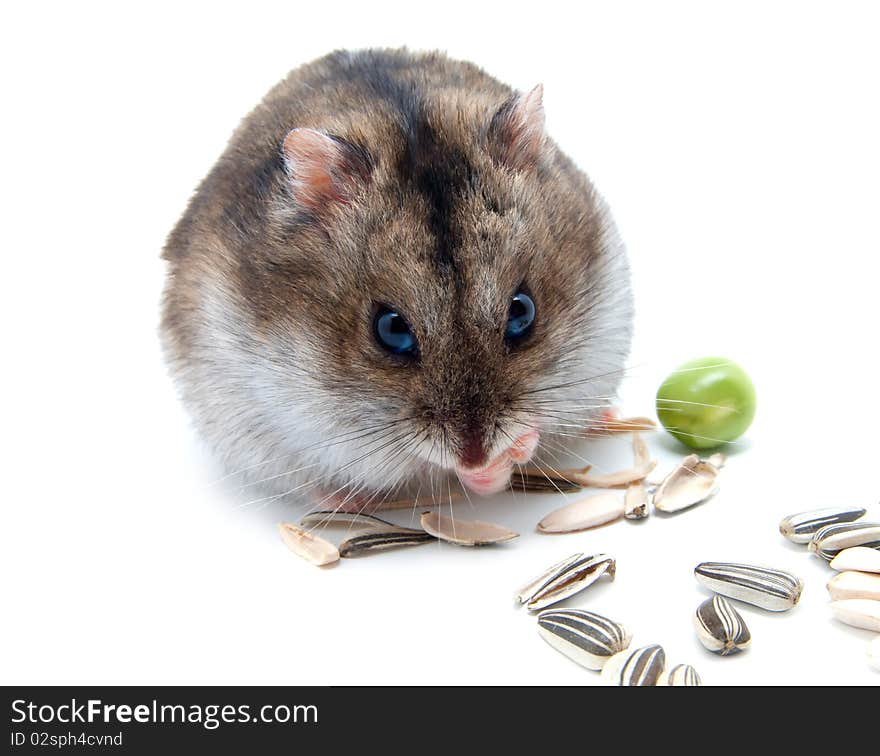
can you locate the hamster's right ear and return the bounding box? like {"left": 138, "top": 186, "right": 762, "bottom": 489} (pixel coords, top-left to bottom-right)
{"left": 281, "top": 128, "right": 373, "bottom": 211}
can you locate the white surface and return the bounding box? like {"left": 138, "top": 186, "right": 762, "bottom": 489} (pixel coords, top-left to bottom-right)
{"left": 3, "top": 1, "right": 880, "bottom": 685}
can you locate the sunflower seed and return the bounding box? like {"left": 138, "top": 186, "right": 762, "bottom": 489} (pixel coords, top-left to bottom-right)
{"left": 829, "top": 599, "right": 880, "bottom": 632}
{"left": 299, "top": 510, "right": 405, "bottom": 530}
{"left": 537, "top": 609, "right": 632, "bottom": 670}
{"left": 338, "top": 527, "right": 435, "bottom": 557}
{"left": 420, "top": 511, "right": 518, "bottom": 546}
{"left": 830, "top": 546, "right": 880, "bottom": 574}
{"left": 376, "top": 492, "right": 463, "bottom": 511}
{"left": 525, "top": 553, "right": 616, "bottom": 611}
{"left": 624, "top": 482, "right": 650, "bottom": 520}
{"left": 515, "top": 553, "right": 584, "bottom": 604}
{"left": 278, "top": 522, "right": 339, "bottom": 566}
{"left": 808, "top": 522, "right": 880, "bottom": 561}
{"left": 509, "top": 469, "right": 584, "bottom": 493}
{"left": 537, "top": 493, "right": 625, "bottom": 533}
{"left": 632, "top": 432, "right": 651, "bottom": 468}
{"left": 694, "top": 562, "right": 803, "bottom": 611}
{"left": 594, "top": 415, "right": 657, "bottom": 434}
{"left": 778, "top": 506, "right": 867, "bottom": 544}
{"left": 652, "top": 455, "right": 720, "bottom": 513}
{"left": 694, "top": 595, "right": 751, "bottom": 655}
{"left": 707, "top": 452, "right": 727, "bottom": 469}
{"left": 667, "top": 664, "right": 702, "bottom": 686}
{"left": 601, "top": 644, "right": 666, "bottom": 686}
{"left": 869, "top": 637, "right": 880, "bottom": 672}
{"left": 826, "top": 571, "right": 880, "bottom": 601}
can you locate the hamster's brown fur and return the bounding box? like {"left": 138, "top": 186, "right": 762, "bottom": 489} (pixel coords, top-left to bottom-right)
{"left": 162, "top": 49, "right": 632, "bottom": 508}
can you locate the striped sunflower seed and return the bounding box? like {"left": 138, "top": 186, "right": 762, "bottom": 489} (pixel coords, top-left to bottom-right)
{"left": 830, "top": 546, "right": 880, "bottom": 574}
{"left": 536, "top": 609, "right": 631, "bottom": 670}
{"left": 694, "top": 562, "right": 803, "bottom": 611}
{"left": 523, "top": 553, "right": 617, "bottom": 611}
{"left": 826, "top": 571, "right": 880, "bottom": 601}
{"left": 338, "top": 527, "right": 435, "bottom": 557}
{"left": 694, "top": 595, "right": 751, "bottom": 655}
{"left": 299, "top": 510, "right": 402, "bottom": 530}
{"left": 778, "top": 506, "right": 867, "bottom": 544}
{"left": 601, "top": 644, "right": 666, "bottom": 686}
{"left": 808, "top": 522, "right": 880, "bottom": 561}
{"left": 515, "top": 553, "right": 584, "bottom": 604}
{"left": 509, "top": 469, "right": 583, "bottom": 493}
{"left": 829, "top": 599, "right": 880, "bottom": 632}
{"left": 667, "top": 664, "right": 702, "bottom": 686}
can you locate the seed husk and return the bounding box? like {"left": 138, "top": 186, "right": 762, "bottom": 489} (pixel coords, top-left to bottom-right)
{"left": 652, "top": 454, "right": 720, "bottom": 513}
{"left": 624, "top": 482, "right": 650, "bottom": 520}
{"left": 869, "top": 637, "right": 880, "bottom": 672}
{"left": 515, "top": 553, "right": 584, "bottom": 604}
{"left": 808, "top": 522, "right": 880, "bottom": 561}
{"left": 420, "top": 511, "right": 518, "bottom": 546}
{"left": 829, "top": 599, "right": 880, "bottom": 632}
{"left": 593, "top": 416, "right": 657, "bottom": 434}
{"left": 536, "top": 609, "right": 632, "bottom": 670}
{"left": 376, "top": 492, "right": 464, "bottom": 511}
{"left": 537, "top": 493, "right": 625, "bottom": 534}
{"left": 278, "top": 522, "right": 340, "bottom": 566}
{"left": 829, "top": 546, "right": 880, "bottom": 574}
{"left": 827, "top": 571, "right": 880, "bottom": 602}
{"left": 694, "top": 562, "right": 803, "bottom": 612}
{"left": 299, "top": 510, "right": 404, "bottom": 530}
{"left": 706, "top": 452, "right": 727, "bottom": 469}
{"left": 694, "top": 595, "right": 751, "bottom": 655}
{"left": 338, "top": 527, "right": 435, "bottom": 557}
{"left": 525, "top": 553, "right": 617, "bottom": 611}
{"left": 778, "top": 506, "right": 867, "bottom": 545}
{"left": 509, "top": 469, "right": 584, "bottom": 493}
{"left": 601, "top": 644, "right": 666, "bottom": 686}
{"left": 667, "top": 664, "right": 702, "bottom": 686}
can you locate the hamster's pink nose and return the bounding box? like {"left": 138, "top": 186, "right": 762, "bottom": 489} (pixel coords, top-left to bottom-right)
{"left": 455, "top": 430, "right": 540, "bottom": 496}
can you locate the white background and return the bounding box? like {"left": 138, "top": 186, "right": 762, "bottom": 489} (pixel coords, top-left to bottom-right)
{"left": 3, "top": 1, "right": 879, "bottom": 686}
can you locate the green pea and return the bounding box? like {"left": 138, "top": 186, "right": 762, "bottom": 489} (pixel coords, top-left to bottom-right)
{"left": 656, "top": 357, "right": 756, "bottom": 450}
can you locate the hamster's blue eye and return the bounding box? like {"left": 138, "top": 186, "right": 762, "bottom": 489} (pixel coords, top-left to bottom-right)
{"left": 373, "top": 306, "right": 418, "bottom": 356}
{"left": 505, "top": 291, "right": 536, "bottom": 341}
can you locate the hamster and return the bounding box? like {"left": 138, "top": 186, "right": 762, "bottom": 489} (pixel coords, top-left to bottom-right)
{"left": 161, "top": 49, "right": 633, "bottom": 511}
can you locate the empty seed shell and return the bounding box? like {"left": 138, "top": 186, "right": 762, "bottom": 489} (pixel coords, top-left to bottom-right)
{"left": 809, "top": 522, "right": 880, "bottom": 561}
{"left": 420, "top": 511, "right": 518, "bottom": 546}
{"left": 829, "top": 599, "right": 880, "bottom": 632}
{"left": 509, "top": 469, "right": 584, "bottom": 493}
{"left": 338, "top": 527, "right": 435, "bottom": 557}
{"left": 515, "top": 553, "right": 584, "bottom": 604}
{"left": 299, "top": 510, "right": 403, "bottom": 530}
{"left": 593, "top": 415, "right": 657, "bottom": 434}
{"left": 278, "top": 522, "right": 340, "bottom": 567}
{"left": 869, "top": 637, "right": 880, "bottom": 672}
{"left": 827, "top": 571, "right": 880, "bottom": 601}
{"left": 667, "top": 664, "right": 702, "bottom": 686}
{"left": 830, "top": 546, "right": 880, "bottom": 574}
{"left": 694, "top": 562, "right": 803, "bottom": 611}
{"left": 706, "top": 452, "right": 727, "bottom": 469}
{"left": 632, "top": 432, "right": 651, "bottom": 468}
{"left": 601, "top": 644, "right": 666, "bottom": 686}
{"left": 537, "top": 493, "right": 625, "bottom": 534}
{"left": 694, "top": 595, "right": 751, "bottom": 655}
{"left": 526, "top": 553, "right": 617, "bottom": 611}
{"left": 537, "top": 609, "right": 632, "bottom": 670}
{"left": 624, "top": 482, "right": 650, "bottom": 520}
{"left": 778, "top": 506, "right": 867, "bottom": 544}
{"left": 653, "top": 455, "right": 720, "bottom": 513}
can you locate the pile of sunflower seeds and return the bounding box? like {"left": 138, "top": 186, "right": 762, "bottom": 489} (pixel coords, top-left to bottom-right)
{"left": 515, "top": 552, "right": 701, "bottom": 685}
{"left": 780, "top": 506, "right": 880, "bottom": 671}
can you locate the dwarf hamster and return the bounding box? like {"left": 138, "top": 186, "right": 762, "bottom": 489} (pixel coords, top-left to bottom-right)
{"left": 161, "top": 48, "right": 633, "bottom": 510}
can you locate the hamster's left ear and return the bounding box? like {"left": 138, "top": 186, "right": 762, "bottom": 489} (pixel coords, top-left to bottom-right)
{"left": 487, "top": 84, "right": 546, "bottom": 170}
{"left": 281, "top": 128, "right": 373, "bottom": 211}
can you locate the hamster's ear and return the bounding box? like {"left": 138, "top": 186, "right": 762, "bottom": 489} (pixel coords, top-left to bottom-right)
{"left": 487, "top": 84, "right": 546, "bottom": 171}
{"left": 281, "top": 128, "right": 373, "bottom": 210}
